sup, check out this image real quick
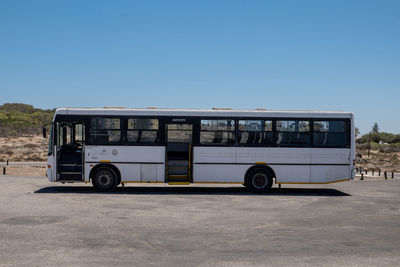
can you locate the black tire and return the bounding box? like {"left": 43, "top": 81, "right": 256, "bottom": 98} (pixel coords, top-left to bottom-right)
{"left": 92, "top": 167, "right": 118, "bottom": 192}
{"left": 245, "top": 167, "right": 273, "bottom": 193}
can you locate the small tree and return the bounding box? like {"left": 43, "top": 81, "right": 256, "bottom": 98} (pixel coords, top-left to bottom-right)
{"left": 372, "top": 122, "right": 379, "bottom": 133}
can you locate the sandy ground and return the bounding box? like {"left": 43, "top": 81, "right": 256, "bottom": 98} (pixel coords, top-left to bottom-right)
{"left": 3, "top": 166, "right": 46, "bottom": 176}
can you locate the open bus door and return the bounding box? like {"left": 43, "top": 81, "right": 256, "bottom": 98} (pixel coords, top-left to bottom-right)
{"left": 56, "top": 122, "right": 85, "bottom": 181}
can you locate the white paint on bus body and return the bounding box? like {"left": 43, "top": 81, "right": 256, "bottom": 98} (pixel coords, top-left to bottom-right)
{"left": 47, "top": 108, "right": 355, "bottom": 185}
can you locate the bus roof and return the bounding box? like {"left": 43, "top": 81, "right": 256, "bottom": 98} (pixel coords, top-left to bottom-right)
{"left": 54, "top": 107, "right": 353, "bottom": 119}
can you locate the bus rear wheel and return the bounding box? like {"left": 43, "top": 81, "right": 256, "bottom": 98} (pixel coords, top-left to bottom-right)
{"left": 92, "top": 167, "right": 118, "bottom": 192}
{"left": 245, "top": 168, "right": 273, "bottom": 193}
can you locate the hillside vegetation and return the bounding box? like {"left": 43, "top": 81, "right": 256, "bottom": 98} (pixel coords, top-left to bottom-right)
{"left": 0, "top": 103, "right": 54, "bottom": 136}
{"left": 356, "top": 127, "right": 400, "bottom": 171}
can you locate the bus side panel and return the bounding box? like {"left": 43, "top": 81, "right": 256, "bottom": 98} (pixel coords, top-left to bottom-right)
{"left": 236, "top": 147, "right": 312, "bottom": 164}
{"left": 310, "top": 165, "right": 350, "bottom": 183}
{"left": 85, "top": 146, "right": 165, "bottom": 182}
{"left": 236, "top": 147, "right": 311, "bottom": 183}
{"left": 310, "top": 148, "right": 351, "bottom": 183}
{"left": 85, "top": 146, "right": 165, "bottom": 163}
{"left": 193, "top": 147, "right": 236, "bottom": 164}
{"left": 193, "top": 147, "right": 240, "bottom": 182}
{"left": 193, "top": 164, "right": 248, "bottom": 182}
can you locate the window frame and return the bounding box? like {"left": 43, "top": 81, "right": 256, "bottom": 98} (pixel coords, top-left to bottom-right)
{"left": 199, "top": 118, "right": 236, "bottom": 146}
{"left": 125, "top": 117, "right": 161, "bottom": 145}
{"left": 89, "top": 116, "right": 123, "bottom": 145}
{"left": 311, "top": 118, "right": 351, "bottom": 148}
{"left": 236, "top": 119, "right": 275, "bottom": 147}
{"left": 275, "top": 118, "right": 312, "bottom": 147}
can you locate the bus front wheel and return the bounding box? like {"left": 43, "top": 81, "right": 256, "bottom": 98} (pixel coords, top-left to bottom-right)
{"left": 245, "top": 168, "right": 273, "bottom": 193}
{"left": 92, "top": 167, "right": 118, "bottom": 192}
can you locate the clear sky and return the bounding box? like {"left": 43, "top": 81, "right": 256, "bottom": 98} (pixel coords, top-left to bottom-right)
{"left": 1, "top": 0, "right": 399, "bottom": 134}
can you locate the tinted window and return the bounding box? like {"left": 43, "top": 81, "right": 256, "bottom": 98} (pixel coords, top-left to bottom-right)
{"left": 276, "top": 120, "right": 311, "bottom": 146}
{"left": 200, "top": 119, "right": 235, "bottom": 145}
{"left": 90, "top": 117, "right": 121, "bottom": 144}
{"left": 127, "top": 118, "right": 159, "bottom": 144}
{"left": 314, "top": 120, "right": 349, "bottom": 147}
{"left": 238, "top": 120, "right": 273, "bottom": 145}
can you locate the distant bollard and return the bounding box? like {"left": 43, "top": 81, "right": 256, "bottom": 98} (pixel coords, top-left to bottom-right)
{"left": 2, "top": 167, "right": 6, "bottom": 175}
{"left": 360, "top": 173, "right": 364, "bottom": 180}
{"left": 366, "top": 169, "right": 368, "bottom": 175}
{"left": 372, "top": 169, "right": 374, "bottom": 176}
{"left": 6, "top": 160, "right": 9, "bottom": 166}
{"left": 392, "top": 172, "right": 394, "bottom": 179}
{"left": 384, "top": 171, "right": 387, "bottom": 180}
{"left": 378, "top": 169, "right": 381, "bottom": 176}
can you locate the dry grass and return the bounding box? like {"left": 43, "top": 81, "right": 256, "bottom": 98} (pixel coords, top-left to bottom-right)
{"left": 357, "top": 149, "right": 400, "bottom": 171}
{"left": 0, "top": 135, "right": 48, "bottom": 162}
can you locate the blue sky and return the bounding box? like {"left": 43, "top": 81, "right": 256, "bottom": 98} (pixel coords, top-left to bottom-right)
{"left": 0, "top": 0, "right": 399, "bottom": 134}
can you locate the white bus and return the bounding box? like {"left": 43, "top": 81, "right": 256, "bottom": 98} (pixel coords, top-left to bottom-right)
{"left": 45, "top": 108, "right": 355, "bottom": 192}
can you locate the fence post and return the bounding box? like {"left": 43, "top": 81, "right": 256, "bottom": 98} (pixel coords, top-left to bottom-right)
{"left": 384, "top": 171, "right": 387, "bottom": 180}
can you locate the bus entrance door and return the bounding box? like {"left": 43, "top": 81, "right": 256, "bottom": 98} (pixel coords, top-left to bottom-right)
{"left": 56, "top": 122, "right": 85, "bottom": 181}
{"left": 166, "top": 124, "right": 193, "bottom": 183}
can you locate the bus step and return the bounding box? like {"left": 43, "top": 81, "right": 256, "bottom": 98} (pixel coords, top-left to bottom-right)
{"left": 168, "top": 166, "right": 188, "bottom": 169}
{"left": 168, "top": 182, "right": 190, "bottom": 185}
{"left": 168, "top": 175, "right": 189, "bottom": 180}
{"left": 168, "top": 169, "right": 188, "bottom": 175}
{"left": 168, "top": 160, "right": 188, "bottom": 167}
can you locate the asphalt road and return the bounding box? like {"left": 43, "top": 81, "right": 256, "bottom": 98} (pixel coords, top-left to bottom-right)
{"left": 1, "top": 176, "right": 400, "bottom": 266}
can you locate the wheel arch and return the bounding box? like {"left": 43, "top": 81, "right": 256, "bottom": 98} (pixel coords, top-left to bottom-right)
{"left": 89, "top": 163, "right": 121, "bottom": 185}
{"left": 244, "top": 164, "right": 276, "bottom": 184}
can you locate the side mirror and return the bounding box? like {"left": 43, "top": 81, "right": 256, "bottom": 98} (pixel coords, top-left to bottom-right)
{"left": 42, "top": 125, "right": 47, "bottom": 138}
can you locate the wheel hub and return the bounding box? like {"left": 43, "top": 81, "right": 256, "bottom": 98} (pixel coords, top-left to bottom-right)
{"left": 253, "top": 173, "right": 268, "bottom": 189}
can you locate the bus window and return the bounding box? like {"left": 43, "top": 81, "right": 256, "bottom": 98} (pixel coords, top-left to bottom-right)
{"left": 238, "top": 120, "right": 273, "bottom": 145}
{"left": 90, "top": 117, "right": 121, "bottom": 144}
{"left": 200, "top": 119, "right": 235, "bottom": 145}
{"left": 314, "top": 120, "right": 349, "bottom": 147}
{"left": 127, "top": 118, "right": 159, "bottom": 144}
{"left": 276, "top": 120, "right": 311, "bottom": 146}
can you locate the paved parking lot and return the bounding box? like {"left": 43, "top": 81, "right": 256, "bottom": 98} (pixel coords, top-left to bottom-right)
{"left": 1, "top": 176, "right": 400, "bottom": 266}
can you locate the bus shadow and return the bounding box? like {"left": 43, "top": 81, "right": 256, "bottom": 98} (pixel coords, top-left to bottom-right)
{"left": 35, "top": 186, "right": 350, "bottom": 196}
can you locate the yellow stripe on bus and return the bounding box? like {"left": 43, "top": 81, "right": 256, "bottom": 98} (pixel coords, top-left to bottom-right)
{"left": 276, "top": 179, "right": 350, "bottom": 185}
{"left": 193, "top": 182, "right": 243, "bottom": 184}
